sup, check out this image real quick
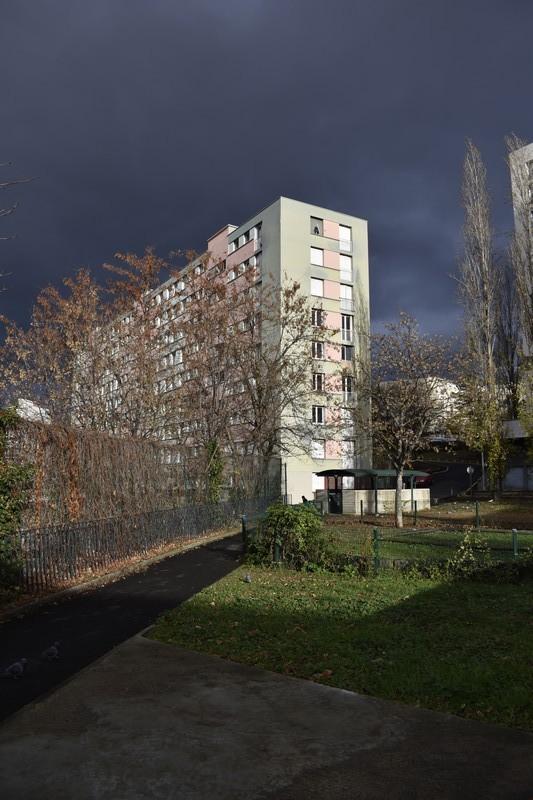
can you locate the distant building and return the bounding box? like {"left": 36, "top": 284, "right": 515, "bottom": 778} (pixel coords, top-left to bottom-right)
{"left": 15, "top": 398, "right": 50, "bottom": 424}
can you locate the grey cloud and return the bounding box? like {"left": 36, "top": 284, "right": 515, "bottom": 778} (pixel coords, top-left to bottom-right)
{"left": 1, "top": 0, "right": 532, "bottom": 332}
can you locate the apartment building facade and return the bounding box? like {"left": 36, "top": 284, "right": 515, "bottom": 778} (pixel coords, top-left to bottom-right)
{"left": 147, "top": 196, "right": 371, "bottom": 501}
{"left": 509, "top": 140, "right": 533, "bottom": 357}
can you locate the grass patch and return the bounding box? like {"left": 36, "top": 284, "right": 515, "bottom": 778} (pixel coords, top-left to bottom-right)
{"left": 150, "top": 565, "right": 533, "bottom": 730}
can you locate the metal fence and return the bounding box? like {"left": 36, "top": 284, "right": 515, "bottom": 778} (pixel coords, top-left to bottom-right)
{"left": 328, "top": 525, "right": 533, "bottom": 573}
{"left": 6, "top": 495, "right": 276, "bottom": 593}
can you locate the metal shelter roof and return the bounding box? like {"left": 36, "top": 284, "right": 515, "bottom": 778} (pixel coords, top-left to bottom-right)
{"left": 314, "top": 468, "right": 429, "bottom": 478}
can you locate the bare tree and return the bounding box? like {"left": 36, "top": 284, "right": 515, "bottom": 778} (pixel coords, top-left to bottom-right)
{"left": 229, "top": 271, "right": 330, "bottom": 496}
{"left": 1, "top": 162, "right": 34, "bottom": 291}
{"left": 456, "top": 139, "right": 507, "bottom": 491}
{"left": 0, "top": 270, "right": 109, "bottom": 425}
{"left": 352, "top": 313, "right": 452, "bottom": 528}
{"left": 101, "top": 247, "right": 177, "bottom": 439}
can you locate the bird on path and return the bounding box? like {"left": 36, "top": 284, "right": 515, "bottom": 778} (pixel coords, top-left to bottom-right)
{"left": 2, "top": 658, "right": 28, "bottom": 679}
{"left": 41, "top": 642, "right": 60, "bottom": 661}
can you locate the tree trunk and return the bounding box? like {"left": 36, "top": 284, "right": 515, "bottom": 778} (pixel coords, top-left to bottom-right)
{"left": 395, "top": 468, "right": 404, "bottom": 528}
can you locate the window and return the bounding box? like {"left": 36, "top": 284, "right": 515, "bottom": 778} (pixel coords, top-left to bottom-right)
{"left": 177, "top": 280, "right": 185, "bottom": 292}
{"left": 311, "top": 308, "right": 324, "bottom": 326}
{"left": 339, "top": 225, "right": 352, "bottom": 242}
{"left": 313, "top": 372, "right": 325, "bottom": 392}
{"left": 340, "top": 254, "right": 352, "bottom": 278}
{"left": 311, "top": 439, "right": 325, "bottom": 459}
{"left": 174, "top": 349, "right": 183, "bottom": 364}
{"left": 311, "top": 277, "right": 324, "bottom": 296}
{"left": 312, "top": 341, "right": 324, "bottom": 359}
{"left": 163, "top": 288, "right": 170, "bottom": 301}
{"left": 312, "top": 405, "right": 325, "bottom": 424}
{"left": 238, "top": 232, "right": 249, "bottom": 248}
{"left": 340, "top": 283, "right": 353, "bottom": 310}
{"left": 228, "top": 241, "right": 236, "bottom": 254}
{"left": 310, "top": 217, "right": 323, "bottom": 236}
{"left": 342, "top": 375, "right": 353, "bottom": 394}
{"left": 341, "top": 345, "right": 354, "bottom": 361}
{"left": 227, "top": 269, "right": 236, "bottom": 282}
{"left": 155, "top": 293, "right": 162, "bottom": 305}
{"left": 310, "top": 247, "right": 324, "bottom": 266}
{"left": 341, "top": 314, "right": 353, "bottom": 341}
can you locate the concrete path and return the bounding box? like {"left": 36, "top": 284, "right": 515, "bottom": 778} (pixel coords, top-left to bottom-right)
{"left": 0, "top": 535, "right": 242, "bottom": 721}
{"left": 1, "top": 635, "right": 532, "bottom": 800}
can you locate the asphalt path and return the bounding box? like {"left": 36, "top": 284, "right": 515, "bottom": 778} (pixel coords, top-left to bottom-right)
{"left": 0, "top": 535, "right": 242, "bottom": 723}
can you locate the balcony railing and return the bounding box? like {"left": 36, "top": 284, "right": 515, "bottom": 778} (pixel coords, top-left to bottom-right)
{"left": 310, "top": 234, "right": 352, "bottom": 254}
{"left": 340, "top": 269, "right": 353, "bottom": 283}
{"left": 340, "top": 298, "right": 355, "bottom": 311}
{"left": 341, "top": 329, "right": 354, "bottom": 342}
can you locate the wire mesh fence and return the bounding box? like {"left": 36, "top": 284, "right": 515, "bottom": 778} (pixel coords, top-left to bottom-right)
{"left": 4, "top": 495, "right": 276, "bottom": 593}
{"left": 327, "top": 525, "right": 533, "bottom": 573}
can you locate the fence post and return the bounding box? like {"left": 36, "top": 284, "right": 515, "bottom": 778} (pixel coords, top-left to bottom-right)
{"left": 360, "top": 499, "right": 364, "bottom": 520}
{"left": 512, "top": 528, "right": 518, "bottom": 559}
{"left": 241, "top": 514, "right": 247, "bottom": 551}
{"left": 475, "top": 501, "right": 480, "bottom": 531}
{"left": 414, "top": 500, "right": 418, "bottom": 528}
{"left": 372, "top": 528, "right": 380, "bottom": 574}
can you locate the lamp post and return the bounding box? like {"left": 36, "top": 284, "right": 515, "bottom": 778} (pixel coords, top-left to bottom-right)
{"left": 466, "top": 465, "right": 474, "bottom": 495}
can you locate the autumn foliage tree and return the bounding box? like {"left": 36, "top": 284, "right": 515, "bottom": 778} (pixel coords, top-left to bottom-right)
{"left": 353, "top": 314, "right": 452, "bottom": 528}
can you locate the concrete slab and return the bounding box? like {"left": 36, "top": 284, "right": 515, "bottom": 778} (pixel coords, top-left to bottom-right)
{"left": 0, "top": 635, "right": 532, "bottom": 800}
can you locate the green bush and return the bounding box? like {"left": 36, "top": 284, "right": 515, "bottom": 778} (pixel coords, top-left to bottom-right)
{"left": 247, "top": 502, "right": 332, "bottom": 570}
{"left": 0, "top": 408, "right": 32, "bottom": 592}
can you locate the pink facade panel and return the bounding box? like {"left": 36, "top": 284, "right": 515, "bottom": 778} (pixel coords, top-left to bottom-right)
{"left": 226, "top": 239, "right": 256, "bottom": 269}
{"left": 207, "top": 226, "right": 232, "bottom": 265}
{"left": 324, "top": 249, "right": 340, "bottom": 269}
{"left": 325, "top": 440, "right": 342, "bottom": 459}
{"left": 324, "top": 280, "right": 340, "bottom": 300}
{"left": 325, "top": 310, "right": 341, "bottom": 331}
{"left": 323, "top": 220, "right": 339, "bottom": 240}
{"left": 325, "top": 343, "right": 341, "bottom": 362}
{"left": 326, "top": 373, "right": 343, "bottom": 393}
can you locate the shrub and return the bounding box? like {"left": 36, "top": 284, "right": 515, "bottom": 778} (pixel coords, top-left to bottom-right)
{"left": 247, "top": 502, "right": 332, "bottom": 570}
{"left": 0, "top": 408, "right": 32, "bottom": 591}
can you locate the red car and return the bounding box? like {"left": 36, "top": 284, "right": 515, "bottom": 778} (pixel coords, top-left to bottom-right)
{"left": 414, "top": 473, "right": 433, "bottom": 488}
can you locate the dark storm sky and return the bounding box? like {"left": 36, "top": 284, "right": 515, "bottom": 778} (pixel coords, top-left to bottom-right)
{"left": 2, "top": 0, "right": 532, "bottom": 333}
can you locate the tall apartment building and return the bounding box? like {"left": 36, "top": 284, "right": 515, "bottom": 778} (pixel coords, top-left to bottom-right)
{"left": 509, "top": 141, "right": 533, "bottom": 357}
{"left": 148, "top": 196, "right": 371, "bottom": 501}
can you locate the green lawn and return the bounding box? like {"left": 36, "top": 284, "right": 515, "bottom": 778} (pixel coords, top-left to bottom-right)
{"left": 150, "top": 565, "right": 533, "bottom": 731}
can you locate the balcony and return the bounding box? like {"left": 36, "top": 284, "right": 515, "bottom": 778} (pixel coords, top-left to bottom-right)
{"left": 340, "top": 268, "right": 353, "bottom": 283}
{"left": 340, "top": 298, "right": 355, "bottom": 312}
{"left": 310, "top": 234, "right": 352, "bottom": 255}
{"left": 341, "top": 329, "right": 354, "bottom": 343}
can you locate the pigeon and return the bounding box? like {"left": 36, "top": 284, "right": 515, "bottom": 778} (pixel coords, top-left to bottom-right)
{"left": 2, "top": 658, "right": 27, "bottom": 679}
{"left": 243, "top": 574, "right": 252, "bottom": 583}
{"left": 41, "top": 642, "right": 60, "bottom": 661}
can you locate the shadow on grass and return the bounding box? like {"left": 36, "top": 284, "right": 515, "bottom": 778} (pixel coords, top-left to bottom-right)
{"left": 150, "top": 565, "right": 533, "bottom": 731}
